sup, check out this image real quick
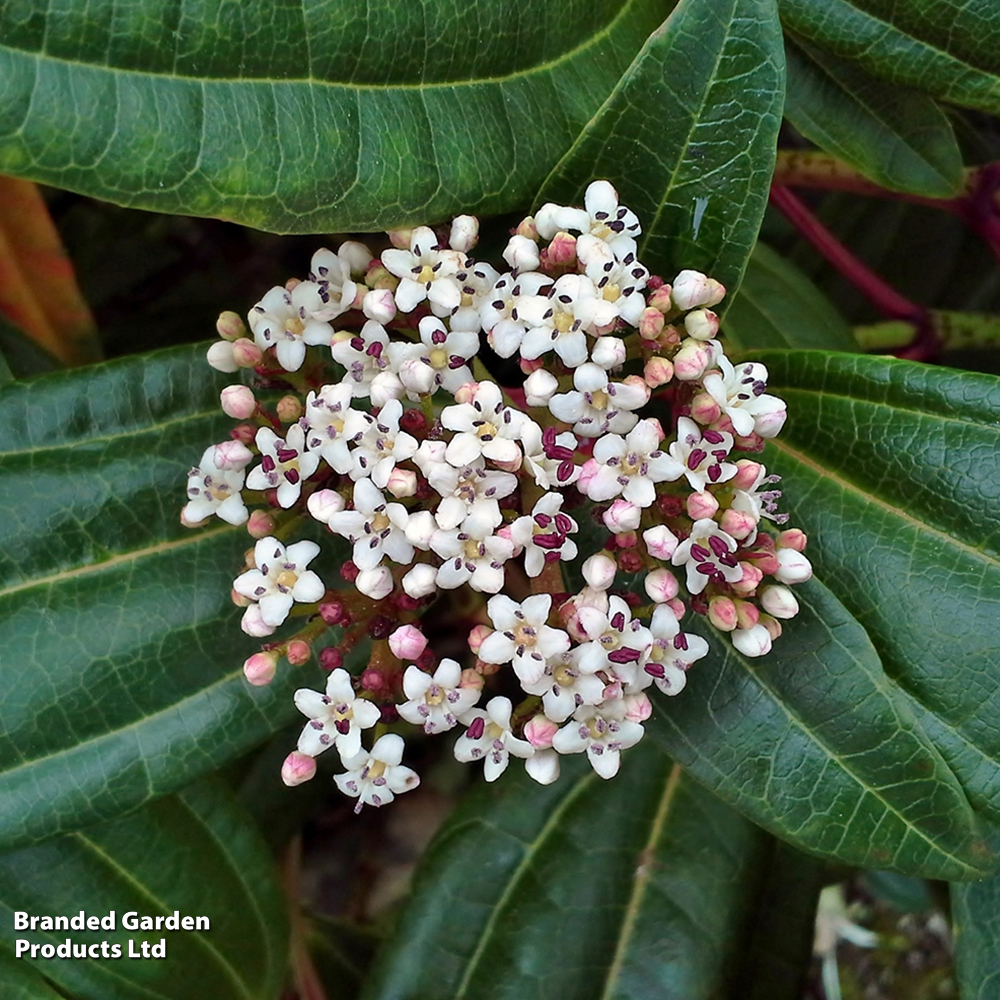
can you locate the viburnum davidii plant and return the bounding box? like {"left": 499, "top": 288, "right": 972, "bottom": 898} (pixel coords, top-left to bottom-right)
{"left": 186, "top": 181, "right": 813, "bottom": 809}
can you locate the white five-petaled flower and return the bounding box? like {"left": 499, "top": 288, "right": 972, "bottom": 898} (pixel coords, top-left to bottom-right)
{"left": 574, "top": 595, "right": 654, "bottom": 688}
{"left": 509, "top": 492, "right": 579, "bottom": 578}
{"left": 668, "top": 416, "right": 737, "bottom": 491}
{"left": 482, "top": 271, "right": 553, "bottom": 358}
{"left": 248, "top": 282, "right": 335, "bottom": 372}
{"left": 335, "top": 734, "right": 420, "bottom": 813}
{"left": 348, "top": 398, "right": 419, "bottom": 487}
{"left": 642, "top": 604, "right": 710, "bottom": 696}
{"left": 183, "top": 443, "right": 251, "bottom": 525}
{"left": 308, "top": 242, "right": 371, "bottom": 317}
{"left": 303, "top": 382, "right": 367, "bottom": 474}
{"left": 521, "top": 646, "right": 607, "bottom": 723}
{"left": 520, "top": 421, "right": 581, "bottom": 489}
{"left": 549, "top": 362, "right": 648, "bottom": 438}
{"left": 381, "top": 226, "right": 467, "bottom": 315}
{"left": 671, "top": 518, "right": 743, "bottom": 595}
{"left": 294, "top": 668, "right": 381, "bottom": 760}
{"left": 441, "top": 380, "right": 526, "bottom": 468}
{"left": 331, "top": 320, "right": 400, "bottom": 399}
{"left": 703, "top": 355, "right": 787, "bottom": 438}
{"left": 449, "top": 260, "right": 501, "bottom": 333}
{"left": 425, "top": 461, "right": 517, "bottom": 533}
{"left": 478, "top": 594, "right": 571, "bottom": 686}
{"left": 397, "top": 658, "right": 480, "bottom": 734}
{"left": 234, "top": 537, "right": 325, "bottom": 628}
{"left": 325, "top": 478, "right": 413, "bottom": 571}
{"left": 246, "top": 425, "right": 320, "bottom": 508}
{"left": 583, "top": 418, "right": 684, "bottom": 507}
{"left": 535, "top": 180, "right": 641, "bottom": 261}
{"left": 577, "top": 237, "right": 649, "bottom": 325}
{"left": 388, "top": 315, "right": 479, "bottom": 396}
{"left": 454, "top": 696, "right": 534, "bottom": 781}
{"left": 429, "top": 516, "right": 515, "bottom": 594}
{"left": 551, "top": 698, "right": 644, "bottom": 779}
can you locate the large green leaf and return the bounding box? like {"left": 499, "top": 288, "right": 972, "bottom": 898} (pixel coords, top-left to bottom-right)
{"left": 724, "top": 241, "right": 857, "bottom": 351}
{"left": 779, "top": 0, "right": 1000, "bottom": 117}
{"left": 536, "top": 0, "right": 784, "bottom": 300}
{"left": 784, "top": 35, "right": 964, "bottom": 198}
{"left": 953, "top": 872, "right": 1000, "bottom": 1000}
{"left": 758, "top": 352, "right": 1000, "bottom": 830}
{"left": 646, "top": 578, "right": 995, "bottom": 880}
{"left": 0, "top": 778, "right": 287, "bottom": 1000}
{"left": 363, "top": 742, "right": 804, "bottom": 1000}
{"left": 0, "top": 0, "right": 667, "bottom": 233}
{"left": 0, "top": 343, "right": 338, "bottom": 851}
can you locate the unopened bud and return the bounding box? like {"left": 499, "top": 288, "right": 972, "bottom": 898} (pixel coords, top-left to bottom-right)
{"left": 754, "top": 404, "right": 787, "bottom": 439}
{"left": 387, "top": 227, "right": 414, "bottom": 249}
{"left": 582, "top": 552, "right": 617, "bottom": 590}
{"left": 366, "top": 261, "right": 398, "bottom": 291}
{"left": 450, "top": 214, "right": 479, "bottom": 252}
{"left": 672, "top": 339, "right": 713, "bottom": 381}
{"left": 719, "top": 508, "right": 757, "bottom": 541}
{"left": 388, "top": 624, "right": 428, "bottom": 660}
{"left": 643, "top": 524, "right": 679, "bottom": 561}
{"left": 503, "top": 234, "right": 540, "bottom": 272}
{"left": 213, "top": 440, "right": 253, "bottom": 471}
{"left": 731, "top": 561, "right": 763, "bottom": 596}
{"left": 774, "top": 549, "right": 812, "bottom": 584}
{"left": 666, "top": 597, "right": 686, "bottom": 620}
{"left": 519, "top": 356, "right": 546, "bottom": 374}
{"left": 524, "top": 715, "right": 559, "bottom": 748}
{"left": 733, "top": 599, "right": 760, "bottom": 630}
{"left": 516, "top": 216, "right": 539, "bottom": 240}
{"left": 689, "top": 391, "right": 721, "bottom": 425}
{"left": 524, "top": 368, "right": 559, "bottom": 407}
{"left": 638, "top": 306, "right": 665, "bottom": 341}
{"left": 230, "top": 423, "right": 256, "bottom": 445}
{"left": 777, "top": 528, "right": 808, "bottom": 552}
{"left": 356, "top": 566, "right": 394, "bottom": 600}
{"left": 241, "top": 605, "right": 276, "bottom": 637}
{"left": 243, "top": 651, "right": 278, "bottom": 686}
{"left": 684, "top": 309, "right": 719, "bottom": 340}
{"left": 644, "top": 568, "right": 679, "bottom": 603}
{"left": 286, "top": 639, "right": 312, "bottom": 666}
{"left": 220, "top": 384, "right": 256, "bottom": 419}
{"left": 618, "top": 548, "right": 643, "bottom": 573}
{"left": 231, "top": 338, "right": 264, "bottom": 368}
{"left": 624, "top": 693, "right": 653, "bottom": 722}
{"left": 246, "top": 510, "right": 277, "bottom": 538}
{"left": 546, "top": 231, "right": 578, "bottom": 267}
{"left": 402, "top": 563, "right": 438, "bottom": 599}
{"left": 452, "top": 381, "right": 478, "bottom": 405}
{"left": 591, "top": 336, "right": 626, "bottom": 369}
{"left": 363, "top": 287, "right": 397, "bottom": 325}
{"left": 643, "top": 356, "right": 674, "bottom": 387}
{"left": 216, "top": 310, "right": 247, "bottom": 341}
{"left": 207, "top": 341, "right": 239, "bottom": 373}
{"left": 276, "top": 395, "right": 303, "bottom": 423}
{"left": 686, "top": 491, "right": 719, "bottom": 521}
{"left": 759, "top": 613, "right": 782, "bottom": 640}
{"left": 281, "top": 751, "right": 317, "bottom": 787}
{"left": 460, "top": 667, "right": 485, "bottom": 690}
{"left": 647, "top": 285, "right": 673, "bottom": 313}
{"left": 732, "top": 460, "right": 764, "bottom": 490}
{"left": 231, "top": 587, "right": 252, "bottom": 607}
{"left": 731, "top": 624, "right": 772, "bottom": 658}
{"left": 386, "top": 467, "right": 417, "bottom": 498}
{"left": 708, "top": 596, "right": 738, "bottom": 631}
{"left": 603, "top": 499, "right": 641, "bottom": 533}
{"left": 320, "top": 646, "right": 344, "bottom": 671}
{"left": 308, "top": 488, "right": 347, "bottom": 525}
{"left": 672, "top": 270, "right": 726, "bottom": 310}
{"left": 180, "top": 508, "right": 208, "bottom": 529}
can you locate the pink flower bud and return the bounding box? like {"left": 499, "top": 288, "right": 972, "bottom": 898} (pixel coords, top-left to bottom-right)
{"left": 286, "top": 639, "right": 312, "bottom": 666}
{"left": 719, "top": 508, "right": 757, "bottom": 541}
{"left": 577, "top": 458, "right": 600, "bottom": 496}
{"left": 759, "top": 585, "right": 799, "bottom": 620}
{"left": 207, "top": 341, "right": 239, "bottom": 373}
{"left": 399, "top": 358, "right": 435, "bottom": 396}
{"left": 638, "top": 306, "right": 665, "bottom": 341}
{"left": 460, "top": 668, "right": 485, "bottom": 690}
{"left": 281, "top": 751, "right": 317, "bottom": 787}
{"left": 672, "top": 270, "right": 726, "bottom": 310}
{"left": 644, "top": 568, "right": 679, "bottom": 603}
{"left": 689, "top": 391, "right": 721, "bottom": 425}
{"left": 591, "top": 336, "right": 626, "bottom": 369}
{"left": 546, "top": 231, "right": 578, "bottom": 267}
{"left": 754, "top": 404, "right": 787, "bottom": 440}
{"left": 386, "top": 467, "right": 417, "bottom": 498}
{"left": 276, "top": 395, "right": 303, "bottom": 423}
{"left": 243, "top": 651, "right": 278, "bottom": 686}
{"left": 733, "top": 599, "right": 760, "bottom": 630}
{"left": 731, "top": 624, "right": 772, "bottom": 658}
{"left": 453, "top": 381, "right": 478, "bottom": 405}
{"left": 356, "top": 566, "right": 394, "bottom": 600}
{"left": 516, "top": 216, "right": 539, "bottom": 240}
{"left": 320, "top": 647, "right": 344, "bottom": 671}
{"left": 363, "top": 287, "right": 397, "bottom": 325}
{"left": 524, "top": 368, "right": 559, "bottom": 407}
{"left": 582, "top": 553, "right": 617, "bottom": 590}
{"left": 760, "top": 613, "right": 782, "bottom": 641}
{"left": 402, "top": 563, "right": 437, "bottom": 599}
{"left": 387, "top": 227, "right": 414, "bottom": 249}
{"left": 502, "top": 233, "right": 540, "bottom": 271}
{"left": 708, "top": 596, "right": 738, "bottom": 631}
{"left": 643, "top": 356, "right": 674, "bottom": 387}
{"left": 388, "top": 624, "right": 428, "bottom": 660}
{"left": 220, "top": 384, "right": 256, "bottom": 419}
{"left": 647, "top": 285, "right": 673, "bottom": 313}
{"left": 777, "top": 528, "right": 808, "bottom": 552}
{"left": 241, "top": 604, "right": 276, "bottom": 637}
{"left": 730, "top": 561, "right": 763, "bottom": 596}
{"left": 231, "top": 423, "right": 256, "bottom": 445}
{"left": 732, "top": 460, "right": 764, "bottom": 490}
{"left": 686, "top": 491, "right": 719, "bottom": 520}
{"left": 774, "top": 549, "right": 812, "bottom": 585}
{"left": 672, "top": 340, "right": 713, "bottom": 381}
{"left": 621, "top": 374, "right": 651, "bottom": 406}
{"left": 684, "top": 309, "right": 719, "bottom": 340}
{"left": 216, "top": 310, "right": 247, "bottom": 341}
{"left": 666, "top": 597, "right": 686, "bottom": 620}
{"left": 246, "top": 509, "right": 277, "bottom": 538}
{"left": 231, "top": 337, "right": 264, "bottom": 367}
{"left": 524, "top": 714, "right": 559, "bottom": 748}
{"left": 306, "top": 490, "right": 346, "bottom": 528}
{"left": 603, "top": 499, "right": 642, "bottom": 533}
{"left": 519, "top": 356, "right": 546, "bottom": 374}
{"left": 643, "top": 524, "right": 679, "bottom": 561}
{"left": 211, "top": 440, "right": 251, "bottom": 472}
{"left": 624, "top": 693, "right": 653, "bottom": 722}
{"left": 618, "top": 548, "right": 642, "bottom": 573}
{"left": 450, "top": 214, "right": 479, "bottom": 252}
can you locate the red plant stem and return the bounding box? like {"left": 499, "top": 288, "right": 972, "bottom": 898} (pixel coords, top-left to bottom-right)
{"left": 769, "top": 184, "right": 925, "bottom": 323}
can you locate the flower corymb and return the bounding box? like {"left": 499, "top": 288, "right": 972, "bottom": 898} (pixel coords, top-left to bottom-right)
{"left": 193, "top": 180, "right": 812, "bottom": 810}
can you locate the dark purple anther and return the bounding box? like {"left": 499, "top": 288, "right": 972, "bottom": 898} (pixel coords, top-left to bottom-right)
{"left": 467, "top": 716, "right": 485, "bottom": 740}
{"left": 687, "top": 448, "right": 707, "bottom": 471}
{"left": 708, "top": 465, "right": 721, "bottom": 482}
{"left": 261, "top": 454, "right": 276, "bottom": 473}
{"left": 703, "top": 429, "right": 725, "bottom": 444}
{"left": 558, "top": 459, "right": 575, "bottom": 481}
{"left": 708, "top": 535, "right": 730, "bottom": 558}
{"left": 696, "top": 563, "right": 716, "bottom": 575}
{"left": 277, "top": 448, "right": 298, "bottom": 463}
{"left": 609, "top": 646, "right": 641, "bottom": 664}
{"left": 644, "top": 662, "right": 665, "bottom": 678}
{"left": 554, "top": 514, "right": 573, "bottom": 534}
{"left": 335, "top": 719, "right": 351, "bottom": 735}
{"left": 366, "top": 341, "right": 383, "bottom": 358}
{"left": 449, "top": 356, "right": 466, "bottom": 369}
{"left": 532, "top": 533, "right": 563, "bottom": 549}
{"left": 611, "top": 611, "right": 625, "bottom": 631}
{"left": 350, "top": 336, "right": 365, "bottom": 352}
{"left": 284, "top": 468, "right": 300, "bottom": 484}
{"left": 690, "top": 544, "right": 711, "bottom": 562}
{"left": 673, "top": 633, "right": 688, "bottom": 651}
{"left": 534, "top": 513, "right": 553, "bottom": 527}
{"left": 431, "top": 328, "right": 447, "bottom": 345}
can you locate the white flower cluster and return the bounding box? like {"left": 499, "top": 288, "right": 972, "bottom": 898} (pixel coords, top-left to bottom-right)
{"left": 187, "top": 180, "right": 813, "bottom": 809}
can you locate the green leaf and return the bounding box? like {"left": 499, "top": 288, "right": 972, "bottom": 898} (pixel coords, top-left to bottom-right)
{"left": 646, "top": 578, "right": 995, "bottom": 880}
{"left": 364, "top": 741, "right": 827, "bottom": 1000}
{"left": 0, "top": 0, "right": 667, "bottom": 233}
{"left": 0, "top": 952, "right": 69, "bottom": 999}
{"left": 0, "top": 314, "right": 61, "bottom": 380}
{"left": 536, "top": 0, "right": 785, "bottom": 301}
{"left": 0, "top": 778, "right": 287, "bottom": 1000}
{"left": 784, "top": 35, "right": 964, "bottom": 197}
{"left": 724, "top": 241, "right": 857, "bottom": 351}
{"left": 953, "top": 871, "right": 1000, "bottom": 1000}
{"left": 0, "top": 343, "right": 342, "bottom": 851}
{"left": 778, "top": 0, "right": 1000, "bottom": 117}
{"left": 759, "top": 352, "right": 1000, "bottom": 831}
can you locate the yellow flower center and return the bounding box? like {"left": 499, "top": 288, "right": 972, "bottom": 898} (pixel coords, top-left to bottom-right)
{"left": 371, "top": 512, "right": 391, "bottom": 533}
{"left": 429, "top": 347, "right": 449, "bottom": 369}
{"left": 554, "top": 312, "right": 573, "bottom": 334}
{"left": 276, "top": 569, "right": 298, "bottom": 589}
{"left": 418, "top": 264, "right": 436, "bottom": 284}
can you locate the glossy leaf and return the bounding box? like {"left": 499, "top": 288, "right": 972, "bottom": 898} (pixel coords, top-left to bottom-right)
{"left": 724, "top": 241, "right": 857, "bottom": 351}
{"left": 646, "top": 578, "right": 995, "bottom": 880}
{"left": 364, "top": 742, "right": 798, "bottom": 1000}
{"left": 536, "top": 0, "right": 785, "bottom": 300}
{"left": 0, "top": 343, "right": 343, "bottom": 851}
{"left": 784, "top": 36, "right": 964, "bottom": 197}
{"left": 953, "top": 872, "right": 1000, "bottom": 1000}
{"left": 0, "top": 313, "right": 62, "bottom": 379}
{"left": 759, "top": 352, "right": 1000, "bottom": 828}
{"left": 779, "top": 0, "right": 1000, "bottom": 117}
{"left": 0, "top": 953, "right": 69, "bottom": 999}
{"left": 0, "top": 779, "right": 287, "bottom": 1000}
{"left": 0, "top": 0, "right": 666, "bottom": 233}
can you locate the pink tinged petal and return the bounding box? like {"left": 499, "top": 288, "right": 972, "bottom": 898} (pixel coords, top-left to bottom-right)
{"left": 586, "top": 464, "right": 624, "bottom": 502}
